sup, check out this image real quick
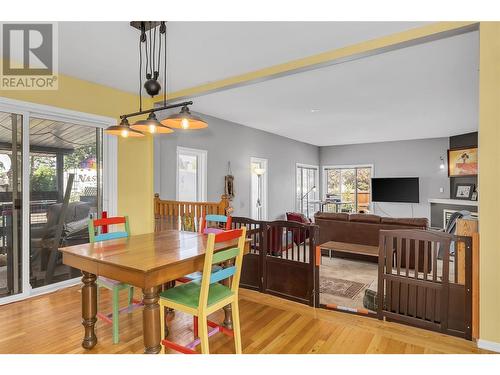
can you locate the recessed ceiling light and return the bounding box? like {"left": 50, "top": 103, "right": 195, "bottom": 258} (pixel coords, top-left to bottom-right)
{"left": 310, "top": 109, "right": 320, "bottom": 113}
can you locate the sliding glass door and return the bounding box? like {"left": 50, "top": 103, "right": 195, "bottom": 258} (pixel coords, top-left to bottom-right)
{"left": 29, "top": 117, "right": 102, "bottom": 288}
{"left": 0, "top": 100, "right": 110, "bottom": 304}
{"left": 323, "top": 165, "right": 372, "bottom": 213}
{"left": 0, "top": 111, "right": 23, "bottom": 299}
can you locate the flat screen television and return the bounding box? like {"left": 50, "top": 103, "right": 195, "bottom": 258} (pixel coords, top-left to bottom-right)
{"left": 371, "top": 177, "right": 419, "bottom": 203}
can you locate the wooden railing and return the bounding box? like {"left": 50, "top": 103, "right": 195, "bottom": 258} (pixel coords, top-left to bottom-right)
{"left": 154, "top": 193, "right": 230, "bottom": 231}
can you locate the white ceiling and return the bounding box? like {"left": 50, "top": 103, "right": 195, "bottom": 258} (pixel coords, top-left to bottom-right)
{"left": 55, "top": 22, "right": 478, "bottom": 146}
{"left": 58, "top": 22, "right": 429, "bottom": 94}
{"left": 193, "top": 30, "right": 479, "bottom": 146}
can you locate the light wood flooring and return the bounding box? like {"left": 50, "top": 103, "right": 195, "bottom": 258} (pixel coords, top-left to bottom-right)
{"left": 0, "top": 285, "right": 490, "bottom": 354}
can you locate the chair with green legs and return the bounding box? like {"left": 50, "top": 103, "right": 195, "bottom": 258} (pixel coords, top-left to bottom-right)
{"left": 88, "top": 214, "right": 141, "bottom": 344}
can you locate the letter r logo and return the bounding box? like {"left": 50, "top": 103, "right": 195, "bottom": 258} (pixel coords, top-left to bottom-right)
{"left": 2, "top": 23, "right": 53, "bottom": 75}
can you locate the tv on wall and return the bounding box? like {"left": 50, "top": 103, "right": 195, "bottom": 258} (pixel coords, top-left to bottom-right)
{"left": 371, "top": 177, "right": 420, "bottom": 203}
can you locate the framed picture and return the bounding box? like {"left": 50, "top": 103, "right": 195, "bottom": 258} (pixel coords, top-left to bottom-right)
{"left": 454, "top": 183, "right": 475, "bottom": 200}
{"left": 448, "top": 147, "right": 478, "bottom": 177}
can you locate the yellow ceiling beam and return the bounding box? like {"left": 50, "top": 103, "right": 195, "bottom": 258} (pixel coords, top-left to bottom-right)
{"left": 165, "top": 21, "right": 478, "bottom": 102}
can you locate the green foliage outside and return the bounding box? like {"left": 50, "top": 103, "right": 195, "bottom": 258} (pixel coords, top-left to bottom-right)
{"left": 64, "top": 144, "right": 96, "bottom": 171}
{"left": 326, "top": 167, "right": 372, "bottom": 212}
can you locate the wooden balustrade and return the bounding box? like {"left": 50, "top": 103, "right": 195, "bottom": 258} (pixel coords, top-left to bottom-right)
{"left": 154, "top": 193, "right": 230, "bottom": 231}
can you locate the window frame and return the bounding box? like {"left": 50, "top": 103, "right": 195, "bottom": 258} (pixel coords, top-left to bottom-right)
{"left": 176, "top": 146, "right": 207, "bottom": 202}
{"left": 321, "top": 164, "right": 374, "bottom": 213}
{"left": 295, "top": 163, "right": 319, "bottom": 216}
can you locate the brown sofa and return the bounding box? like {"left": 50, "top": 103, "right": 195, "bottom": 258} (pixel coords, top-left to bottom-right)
{"left": 314, "top": 212, "right": 429, "bottom": 270}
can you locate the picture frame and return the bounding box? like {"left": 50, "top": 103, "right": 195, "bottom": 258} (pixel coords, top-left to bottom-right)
{"left": 448, "top": 147, "right": 478, "bottom": 177}
{"left": 454, "top": 183, "right": 475, "bottom": 200}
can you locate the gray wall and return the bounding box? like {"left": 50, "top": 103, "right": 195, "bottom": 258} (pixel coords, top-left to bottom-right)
{"left": 319, "top": 137, "right": 450, "bottom": 220}
{"left": 154, "top": 113, "right": 319, "bottom": 220}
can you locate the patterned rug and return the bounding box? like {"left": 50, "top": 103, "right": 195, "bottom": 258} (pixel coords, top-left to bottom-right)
{"left": 319, "top": 276, "right": 367, "bottom": 299}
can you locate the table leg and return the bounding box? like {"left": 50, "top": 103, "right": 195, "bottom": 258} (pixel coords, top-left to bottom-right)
{"left": 81, "top": 271, "right": 98, "bottom": 350}
{"left": 222, "top": 260, "right": 233, "bottom": 329}
{"left": 142, "top": 286, "right": 161, "bottom": 354}
{"left": 223, "top": 304, "right": 233, "bottom": 329}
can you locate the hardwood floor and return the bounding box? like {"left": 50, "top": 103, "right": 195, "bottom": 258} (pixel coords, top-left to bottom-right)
{"left": 0, "top": 285, "right": 489, "bottom": 354}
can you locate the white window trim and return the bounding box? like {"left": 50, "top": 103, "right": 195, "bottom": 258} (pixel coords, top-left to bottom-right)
{"left": 250, "top": 157, "right": 268, "bottom": 221}
{"left": 176, "top": 146, "right": 207, "bottom": 202}
{"left": 0, "top": 97, "right": 116, "bottom": 305}
{"left": 295, "top": 163, "right": 320, "bottom": 212}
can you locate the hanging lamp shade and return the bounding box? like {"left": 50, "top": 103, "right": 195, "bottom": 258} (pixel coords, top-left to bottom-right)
{"left": 105, "top": 118, "right": 144, "bottom": 138}
{"left": 161, "top": 105, "right": 208, "bottom": 130}
{"left": 130, "top": 112, "right": 174, "bottom": 134}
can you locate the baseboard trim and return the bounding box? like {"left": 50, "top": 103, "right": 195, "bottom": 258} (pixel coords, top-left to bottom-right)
{"left": 477, "top": 339, "right": 500, "bottom": 353}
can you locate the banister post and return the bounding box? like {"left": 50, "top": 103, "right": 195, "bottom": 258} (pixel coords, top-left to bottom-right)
{"left": 220, "top": 194, "right": 230, "bottom": 215}
{"left": 154, "top": 193, "right": 160, "bottom": 218}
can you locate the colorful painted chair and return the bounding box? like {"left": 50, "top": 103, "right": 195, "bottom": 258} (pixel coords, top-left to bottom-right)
{"left": 88, "top": 215, "right": 141, "bottom": 344}
{"left": 160, "top": 227, "right": 247, "bottom": 354}
{"left": 200, "top": 214, "right": 232, "bottom": 234}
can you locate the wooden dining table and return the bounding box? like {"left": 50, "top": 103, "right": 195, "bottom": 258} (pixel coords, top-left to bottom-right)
{"left": 59, "top": 229, "right": 249, "bottom": 354}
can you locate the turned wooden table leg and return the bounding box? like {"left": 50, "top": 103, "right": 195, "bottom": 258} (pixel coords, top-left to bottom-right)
{"left": 142, "top": 286, "right": 161, "bottom": 354}
{"left": 81, "top": 271, "right": 98, "bottom": 349}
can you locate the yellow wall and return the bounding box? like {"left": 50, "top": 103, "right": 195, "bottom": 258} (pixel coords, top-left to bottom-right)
{"left": 478, "top": 22, "right": 500, "bottom": 344}
{"left": 0, "top": 73, "right": 155, "bottom": 235}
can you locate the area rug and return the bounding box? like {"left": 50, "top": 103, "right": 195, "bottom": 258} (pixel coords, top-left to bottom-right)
{"left": 319, "top": 276, "right": 367, "bottom": 299}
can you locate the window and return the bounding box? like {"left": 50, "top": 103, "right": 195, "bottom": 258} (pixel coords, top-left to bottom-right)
{"left": 296, "top": 164, "right": 319, "bottom": 218}
{"left": 250, "top": 157, "right": 268, "bottom": 220}
{"left": 322, "top": 165, "right": 373, "bottom": 213}
{"left": 176, "top": 147, "right": 207, "bottom": 202}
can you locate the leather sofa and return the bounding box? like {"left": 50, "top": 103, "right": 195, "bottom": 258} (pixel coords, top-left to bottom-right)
{"left": 314, "top": 212, "right": 429, "bottom": 270}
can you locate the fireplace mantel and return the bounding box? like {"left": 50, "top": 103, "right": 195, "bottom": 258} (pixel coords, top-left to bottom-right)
{"left": 428, "top": 198, "right": 478, "bottom": 207}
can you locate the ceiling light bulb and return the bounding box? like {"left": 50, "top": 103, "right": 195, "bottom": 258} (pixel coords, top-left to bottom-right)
{"left": 121, "top": 129, "right": 129, "bottom": 138}
{"left": 440, "top": 163, "right": 445, "bottom": 170}
{"left": 149, "top": 124, "right": 157, "bottom": 133}
{"left": 181, "top": 118, "right": 189, "bottom": 129}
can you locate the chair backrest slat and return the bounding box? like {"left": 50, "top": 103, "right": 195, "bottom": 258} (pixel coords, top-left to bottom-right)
{"left": 209, "top": 266, "right": 236, "bottom": 284}
{"left": 93, "top": 216, "right": 126, "bottom": 227}
{"left": 95, "top": 231, "right": 129, "bottom": 242}
{"left": 212, "top": 247, "right": 239, "bottom": 265}
{"left": 205, "top": 214, "right": 228, "bottom": 223}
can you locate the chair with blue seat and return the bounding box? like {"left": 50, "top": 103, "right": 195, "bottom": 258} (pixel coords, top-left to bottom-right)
{"left": 88, "top": 215, "right": 141, "bottom": 344}
{"left": 160, "top": 227, "right": 247, "bottom": 354}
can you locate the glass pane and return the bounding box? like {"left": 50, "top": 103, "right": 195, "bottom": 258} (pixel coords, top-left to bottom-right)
{"left": 340, "top": 169, "right": 356, "bottom": 213}
{"left": 356, "top": 167, "right": 372, "bottom": 213}
{"left": 178, "top": 154, "right": 198, "bottom": 201}
{"left": 0, "top": 111, "right": 22, "bottom": 298}
{"left": 251, "top": 161, "right": 263, "bottom": 220}
{"left": 326, "top": 169, "right": 341, "bottom": 196}
{"left": 29, "top": 117, "right": 101, "bottom": 288}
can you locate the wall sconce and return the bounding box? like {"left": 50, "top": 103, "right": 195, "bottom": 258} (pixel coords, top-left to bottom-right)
{"left": 439, "top": 156, "right": 446, "bottom": 170}
{"left": 253, "top": 167, "right": 266, "bottom": 176}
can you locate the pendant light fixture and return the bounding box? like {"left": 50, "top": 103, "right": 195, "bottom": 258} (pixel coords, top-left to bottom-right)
{"left": 104, "top": 118, "right": 144, "bottom": 138}
{"left": 105, "top": 21, "right": 208, "bottom": 138}
{"left": 130, "top": 111, "right": 173, "bottom": 134}
{"left": 161, "top": 105, "right": 208, "bottom": 130}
